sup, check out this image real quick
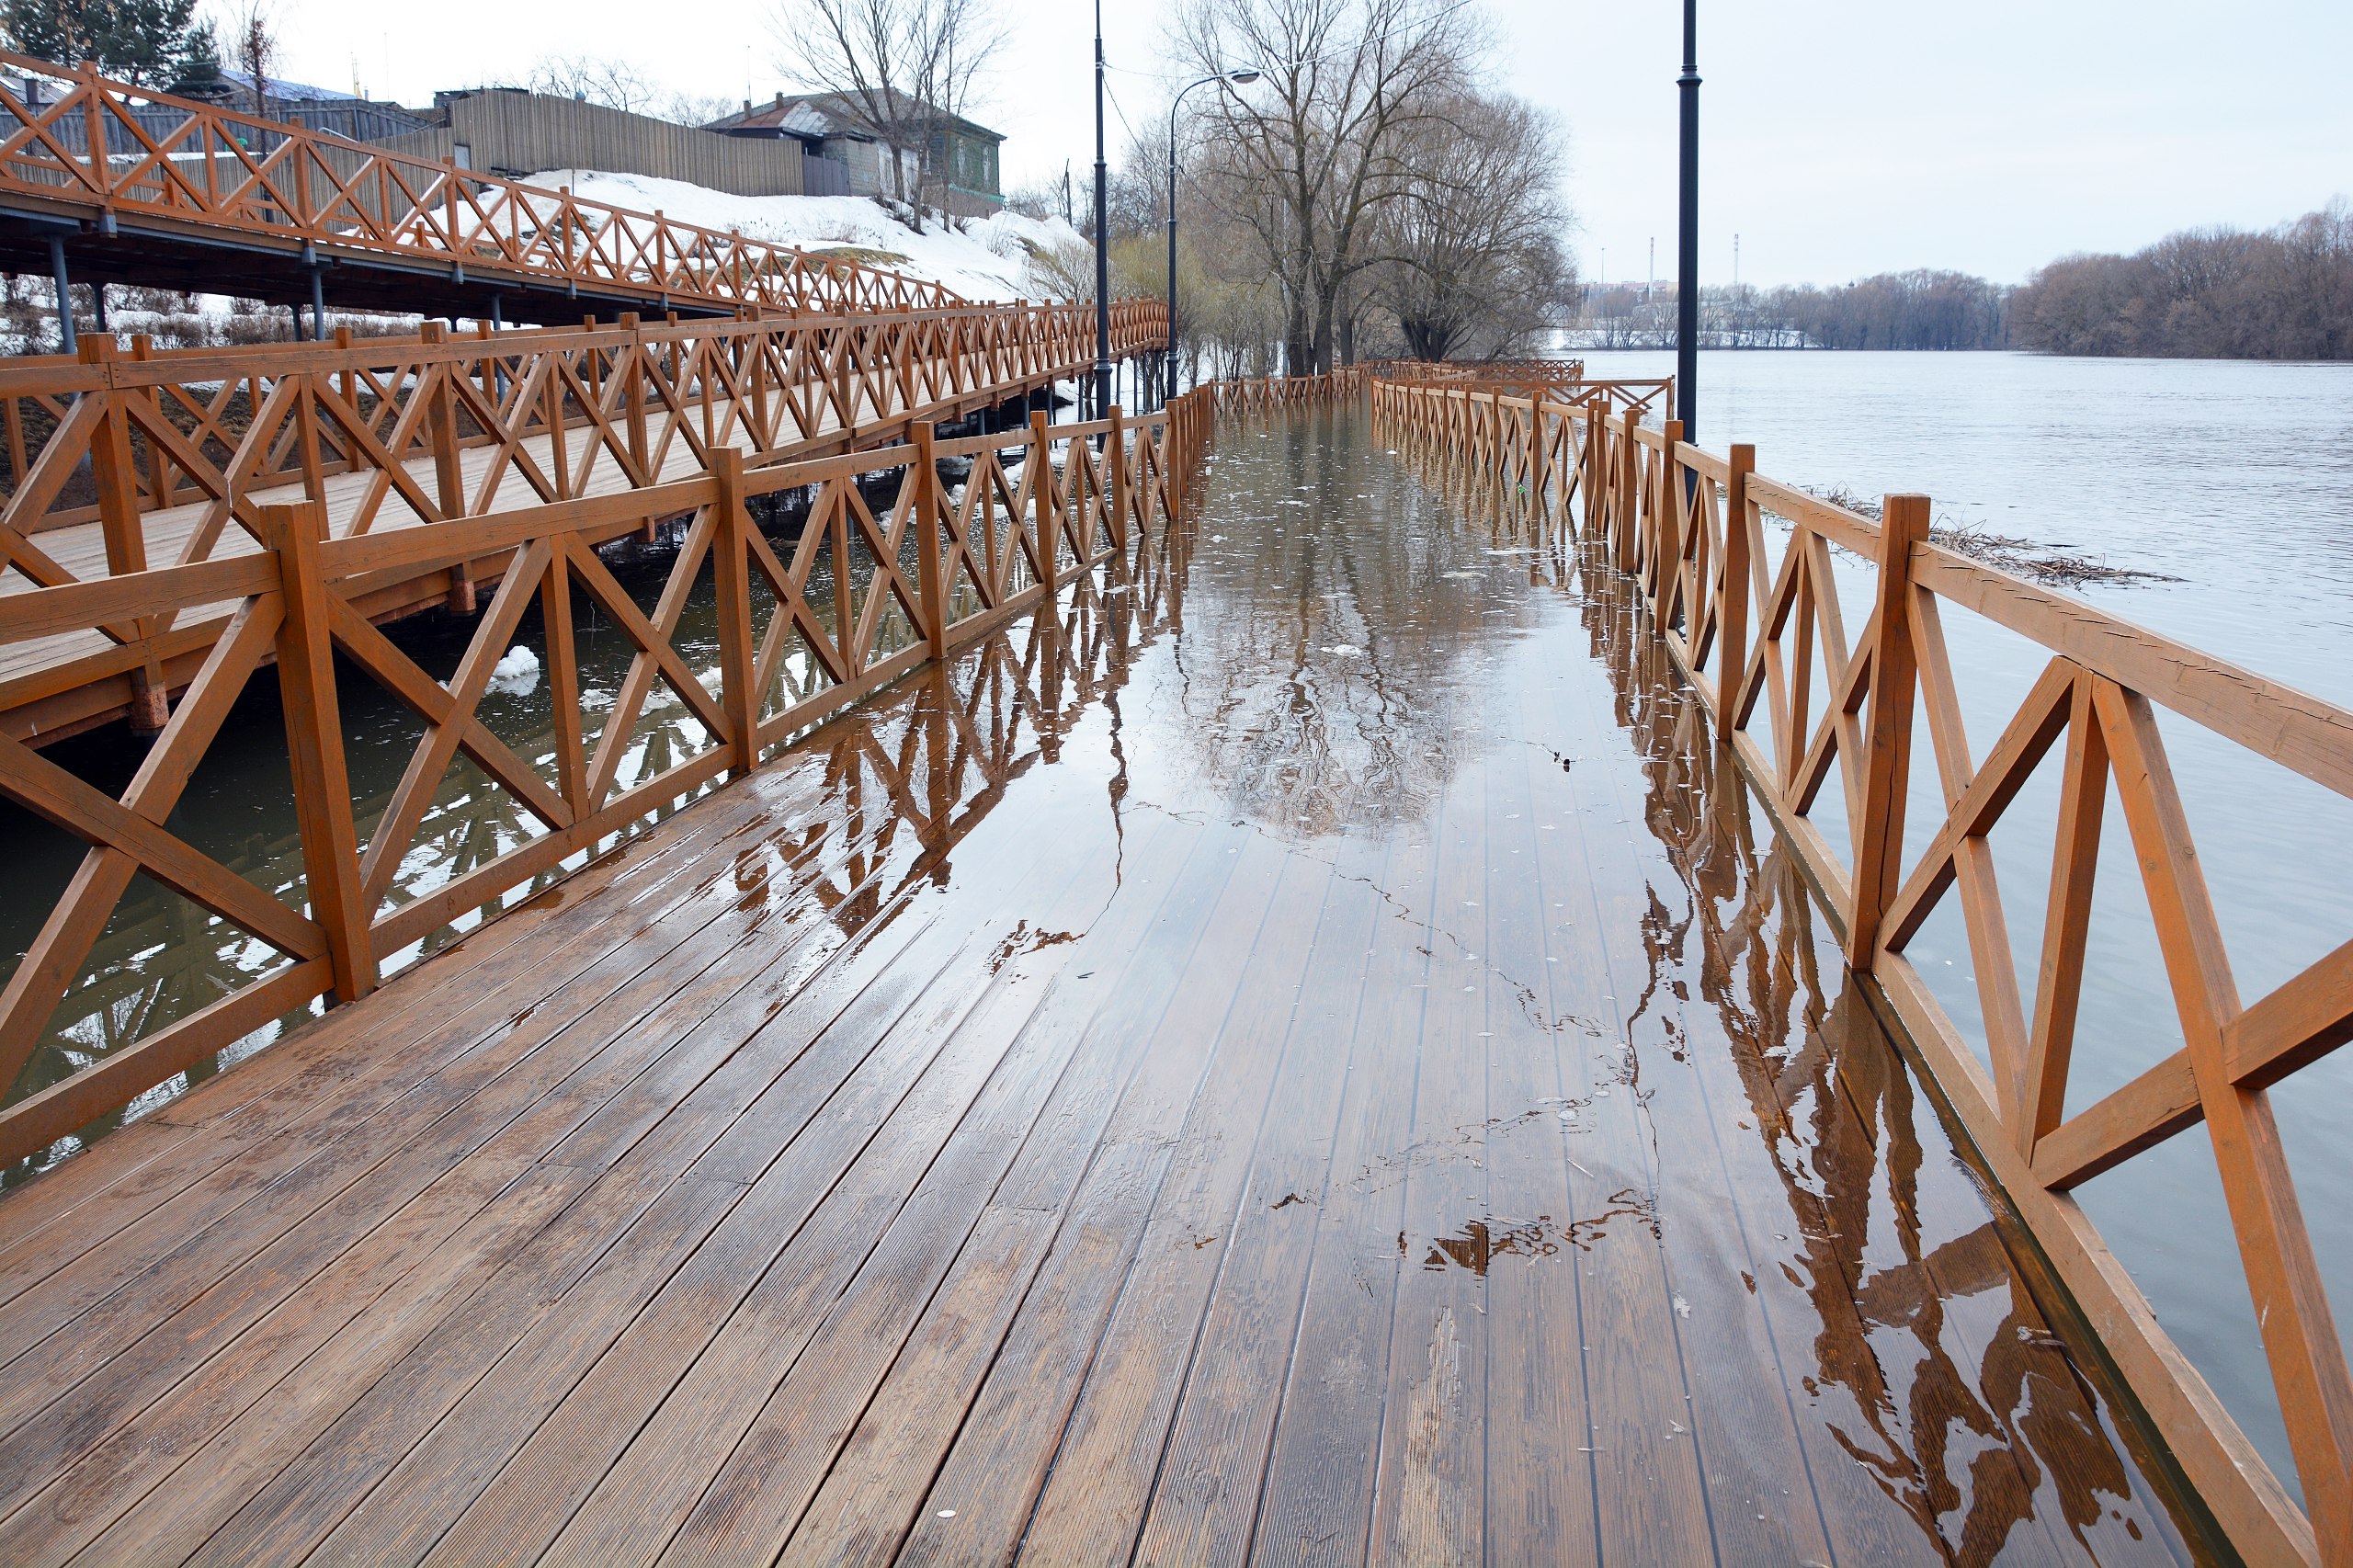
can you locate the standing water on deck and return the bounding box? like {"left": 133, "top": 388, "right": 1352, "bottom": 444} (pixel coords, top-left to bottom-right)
{"left": 1579, "top": 347, "right": 2353, "bottom": 1510}
{"left": 1, "top": 403, "right": 2228, "bottom": 1562}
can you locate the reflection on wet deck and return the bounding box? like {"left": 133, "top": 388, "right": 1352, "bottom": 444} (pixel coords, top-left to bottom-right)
{"left": 0, "top": 413, "right": 2204, "bottom": 1565}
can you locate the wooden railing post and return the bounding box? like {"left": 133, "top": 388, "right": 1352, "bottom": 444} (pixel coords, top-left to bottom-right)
{"left": 79, "top": 336, "right": 172, "bottom": 732}
{"left": 1615, "top": 407, "right": 1641, "bottom": 572}
{"left": 1106, "top": 405, "right": 1128, "bottom": 562}
{"left": 1717, "top": 443, "right": 1756, "bottom": 734}
{"left": 262, "top": 500, "right": 374, "bottom": 1002}
{"left": 415, "top": 321, "right": 476, "bottom": 613}
{"left": 1526, "top": 401, "right": 1546, "bottom": 531}
{"left": 1651, "top": 420, "right": 1685, "bottom": 606}
{"left": 1847, "top": 493, "right": 1931, "bottom": 970}
{"left": 1031, "top": 410, "right": 1058, "bottom": 599}
{"left": 913, "top": 421, "right": 949, "bottom": 660}
{"left": 710, "top": 448, "right": 761, "bottom": 776}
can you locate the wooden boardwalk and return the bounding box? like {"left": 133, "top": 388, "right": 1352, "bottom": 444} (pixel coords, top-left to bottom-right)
{"left": 0, "top": 422, "right": 2202, "bottom": 1564}
{"left": 0, "top": 305, "right": 1164, "bottom": 743}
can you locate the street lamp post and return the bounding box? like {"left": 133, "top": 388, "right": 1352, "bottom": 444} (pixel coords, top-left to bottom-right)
{"left": 1677, "top": 0, "right": 1700, "bottom": 442}
{"left": 1166, "top": 69, "right": 1258, "bottom": 404}
{"left": 1092, "top": 1, "right": 1112, "bottom": 420}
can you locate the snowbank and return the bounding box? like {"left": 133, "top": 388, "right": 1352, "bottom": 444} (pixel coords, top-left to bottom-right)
{"left": 525, "top": 172, "right": 1088, "bottom": 304}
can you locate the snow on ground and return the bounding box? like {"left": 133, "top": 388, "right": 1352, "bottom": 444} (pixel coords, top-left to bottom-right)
{"left": 0, "top": 176, "right": 1086, "bottom": 354}
{"left": 528, "top": 172, "right": 1088, "bottom": 304}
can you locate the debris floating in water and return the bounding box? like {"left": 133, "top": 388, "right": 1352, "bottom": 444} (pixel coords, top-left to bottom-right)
{"left": 485, "top": 645, "right": 540, "bottom": 697}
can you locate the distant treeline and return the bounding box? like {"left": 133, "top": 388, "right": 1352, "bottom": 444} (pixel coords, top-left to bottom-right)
{"left": 2010, "top": 203, "right": 2353, "bottom": 358}
{"left": 1664, "top": 202, "right": 2353, "bottom": 358}
{"left": 1749, "top": 270, "right": 2010, "bottom": 350}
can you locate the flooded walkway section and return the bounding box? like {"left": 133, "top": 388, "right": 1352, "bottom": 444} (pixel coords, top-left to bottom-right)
{"left": 0, "top": 411, "right": 2204, "bottom": 1565}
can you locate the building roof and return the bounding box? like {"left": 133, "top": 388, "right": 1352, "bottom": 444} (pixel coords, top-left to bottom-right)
{"left": 705, "top": 91, "right": 1002, "bottom": 144}
{"left": 220, "top": 68, "right": 364, "bottom": 104}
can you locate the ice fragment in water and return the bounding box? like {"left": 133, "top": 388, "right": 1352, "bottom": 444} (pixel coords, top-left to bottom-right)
{"left": 486, "top": 645, "right": 540, "bottom": 696}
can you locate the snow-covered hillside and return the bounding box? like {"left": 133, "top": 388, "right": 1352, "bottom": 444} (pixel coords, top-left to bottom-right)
{"left": 0, "top": 177, "right": 1089, "bottom": 354}
{"left": 529, "top": 173, "right": 1087, "bottom": 304}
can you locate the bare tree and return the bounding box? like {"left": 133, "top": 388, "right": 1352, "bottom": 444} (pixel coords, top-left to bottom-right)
{"left": 771, "top": 0, "right": 1006, "bottom": 233}
{"left": 1176, "top": 0, "right": 1479, "bottom": 373}
{"left": 1368, "top": 91, "right": 1572, "bottom": 359}
{"left": 522, "top": 55, "right": 736, "bottom": 125}
{"left": 229, "top": 0, "right": 273, "bottom": 118}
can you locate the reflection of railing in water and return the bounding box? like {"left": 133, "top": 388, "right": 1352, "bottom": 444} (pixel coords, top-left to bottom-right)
{"left": 1568, "top": 548, "right": 2199, "bottom": 1561}
{"left": 1375, "top": 372, "right": 2353, "bottom": 1568}
{"left": 0, "top": 385, "right": 1214, "bottom": 1174}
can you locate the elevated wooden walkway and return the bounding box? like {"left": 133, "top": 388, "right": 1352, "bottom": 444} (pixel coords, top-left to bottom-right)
{"left": 0, "top": 417, "right": 2198, "bottom": 1565}
{"left": 0, "top": 51, "right": 968, "bottom": 324}
{"left": 1, "top": 302, "right": 1167, "bottom": 741}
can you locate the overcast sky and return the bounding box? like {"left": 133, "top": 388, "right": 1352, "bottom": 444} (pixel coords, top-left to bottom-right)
{"left": 275, "top": 0, "right": 2353, "bottom": 288}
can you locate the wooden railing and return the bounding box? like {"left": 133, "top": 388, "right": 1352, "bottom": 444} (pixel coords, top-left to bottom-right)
{"left": 1372, "top": 374, "right": 2353, "bottom": 1567}
{"left": 0, "top": 381, "right": 1213, "bottom": 1170}
{"left": 1203, "top": 368, "right": 1372, "bottom": 412}
{"left": 0, "top": 298, "right": 1170, "bottom": 738}
{"left": 0, "top": 51, "right": 963, "bottom": 316}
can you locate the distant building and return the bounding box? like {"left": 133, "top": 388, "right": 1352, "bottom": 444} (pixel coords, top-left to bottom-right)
{"left": 706, "top": 93, "right": 1004, "bottom": 217}
{"left": 372, "top": 88, "right": 818, "bottom": 199}
{"left": 214, "top": 70, "right": 433, "bottom": 142}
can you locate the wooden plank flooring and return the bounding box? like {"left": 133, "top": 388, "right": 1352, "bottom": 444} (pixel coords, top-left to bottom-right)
{"left": 0, "top": 414, "right": 2211, "bottom": 1564}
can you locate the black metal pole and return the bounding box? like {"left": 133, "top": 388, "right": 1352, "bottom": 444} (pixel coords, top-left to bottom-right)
{"left": 309, "top": 266, "right": 325, "bottom": 338}
{"left": 47, "top": 235, "right": 74, "bottom": 355}
{"left": 1165, "top": 101, "right": 1177, "bottom": 404}
{"left": 1677, "top": 0, "right": 1699, "bottom": 444}
{"left": 1092, "top": 0, "right": 1113, "bottom": 419}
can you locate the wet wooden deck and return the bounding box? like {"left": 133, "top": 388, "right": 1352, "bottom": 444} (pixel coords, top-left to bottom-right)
{"left": 0, "top": 416, "right": 2206, "bottom": 1565}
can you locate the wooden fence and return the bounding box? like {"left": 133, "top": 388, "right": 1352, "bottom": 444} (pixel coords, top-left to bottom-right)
{"left": 0, "top": 51, "right": 958, "bottom": 316}
{"left": 1372, "top": 374, "right": 2353, "bottom": 1568}
{"left": 375, "top": 91, "right": 813, "bottom": 199}
{"left": 0, "top": 379, "right": 1213, "bottom": 1172}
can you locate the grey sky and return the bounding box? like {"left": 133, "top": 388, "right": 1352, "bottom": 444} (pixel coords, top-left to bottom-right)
{"left": 273, "top": 0, "right": 2353, "bottom": 289}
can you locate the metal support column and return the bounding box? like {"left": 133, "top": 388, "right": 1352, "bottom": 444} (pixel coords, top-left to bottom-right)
{"left": 48, "top": 235, "right": 74, "bottom": 355}
{"left": 1677, "top": 0, "right": 1701, "bottom": 447}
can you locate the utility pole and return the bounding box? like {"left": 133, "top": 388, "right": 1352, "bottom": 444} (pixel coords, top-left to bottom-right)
{"left": 1677, "top": 0, "right": 1700, "bottom": 443}
{"left": 1092, "top": 0, "right": 1113, "bottom": 421}
{"left": 1167, "top": 70, "right": 1258, "bottom": 406}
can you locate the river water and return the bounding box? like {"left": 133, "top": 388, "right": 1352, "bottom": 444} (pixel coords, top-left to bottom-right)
{"left": 5, "top": 350, "right": 2350, "bottom": 1532}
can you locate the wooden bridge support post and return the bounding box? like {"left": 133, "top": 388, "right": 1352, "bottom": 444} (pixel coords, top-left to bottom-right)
{"left": 913, "top": 422, "right": 949, "bottom": 662}
{"left": 710, "top": 448, "right": 761, "bottom": 777}
{"left": 262, "top": 500, "right": 375, "bottom": 1003}
{"left": 1847, "top": 493, "right": 1931, "bottom": 971}
{"left": 1717, "top": 443, "right": 1756, "bottom": 741}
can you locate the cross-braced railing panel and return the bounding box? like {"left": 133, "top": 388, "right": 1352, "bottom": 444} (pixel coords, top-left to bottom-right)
{"left": 0, "top": 386, "right": 1215, "bottom": 1183}
{"left": 1373, "top": 374, "right": 2353, "bottom": 1568}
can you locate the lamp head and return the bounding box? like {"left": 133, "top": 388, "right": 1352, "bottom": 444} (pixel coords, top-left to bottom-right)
{"left": 1227, "top": 69, "right": 1261, "bottom": 84}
